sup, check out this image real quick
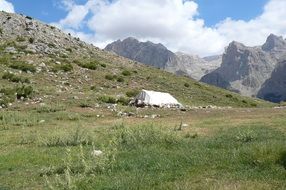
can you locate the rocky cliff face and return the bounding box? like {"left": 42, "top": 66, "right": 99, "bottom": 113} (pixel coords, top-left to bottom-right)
{"left": 174, "top": 52, "right": 221, "bottom": 80}
{"left": 257, "top": 59, "right": 286, "bottom": 102}
{"left": 105, "top": 38, "right": 221, "bottom": 80}
{"left": 201, "top": 34, "right": 286, "bottom": 99}
{"left": 105, "top": 37, "right": 178, "bottom": 69}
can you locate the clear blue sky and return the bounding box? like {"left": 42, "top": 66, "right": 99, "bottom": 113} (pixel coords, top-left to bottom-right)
{"left": 9, "top": 0, "right": 269, "bottom": 27}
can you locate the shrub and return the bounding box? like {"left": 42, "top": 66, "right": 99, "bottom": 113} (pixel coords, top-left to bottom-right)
{"left": 2, "top": 72, "right": 30, "bottom": 83}
{"left": 242, "top": 100, "right": 247, "bottom": 104}
{"left": 48, "top": 43, "right": 56, "bottom": 48}
{"left": 90, "top": 86, "right": 97, "bottom": 91}
{"left": 25, "top": 16, "right": 33, "bottom": 20}
{"left": 117, "top": 97, "right": 130, "bottom": 106}
{"left": 16, "top": 36, "right": 26, "bottom": 42}
{"left": 0, "top": 28, "right": 3, "bottom": 34}
{"left": 9, "top": 62, "right": 36, "bottom": 73}
{"left": 52, "top": 63, "right": 73, "bottom": 72}
{"left": 250, "top": 103, "right": 257, "bottom": 107}
{"left": 126, "top": 89, "right": 139, "bottom": 98}
{"left": 184, "top": 83, "right": 190, "bottom": 88}
{"left": 117, "top": 77, "right": 124, "bottom": 83}
{"left": 121, "top": 70, "right": 131, "bottom": 76}
{"left": 28, "top": 37, "right": 34, "bottom": 44}
{"left": 66, "top": 48, "right": 72, "bottom": 52}
{"left": 278, "top": 151, "right": 286, "bottom": 169}
{"left": 15, "top": 85, "right": 33, "bottom": 99}
{"left": 226, "top": 94, "right": 233, "bottom": 98}
{"left": 78, "top": 62, "right": 97, "bottom": 70}
{"left": 98, "top": 95, "right": 117, "bottom": 104}
{"left": 105, "top": 74, "right": 116, "bottom": 81}
{"left": 100, "top": 63, "right": 107, "bottom": 68}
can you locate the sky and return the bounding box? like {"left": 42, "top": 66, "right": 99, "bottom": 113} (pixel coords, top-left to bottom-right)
{"left": 1, "top": 0, "right": 285, "bottom": 56}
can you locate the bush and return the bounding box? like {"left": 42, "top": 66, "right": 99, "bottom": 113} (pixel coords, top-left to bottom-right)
{"left": 29, "top": 37, "right": 34, "bottom": 44}
{"left": 184, "top": 83, "right": 190, "bottom": 88}
{"left": 122, "top": 70, "right": 131, "bottom": 76}
{"left": 66, "top": 48, "right": 72, "bottom": 52}
{"left": 126, "top": 89, "right": 139, "bottom": 98}
{"left": 25, "top": 16, "right": 33, "bottom": 20}
{"left": 105, "top": 74, "right": 116, "bottom": 81}
{"left": 117, "top": 77, "right": 124, "bottom": 83}
{"left": 15, "top": 85, "right": 33, "bottom": 99}
{"left": 226, "top": 94, "right": 233, "bottom": 98}
{"left": 278, "top": 151, "right": 286, "bottom": 169}
{"left": 99, "top": 95, "right": 117, "bottom": 104}
{"left": 100, "top": 63, "right": 107, "bottom": 68}
{"left": 52, "top": 63, "right": 73, "bottom": 72}
{"left": 0, "top": 28, "right": 3, "bottom": 34}
{"left": 90, "top": 86, "right": 97, "bottom": 91}
{"left": 78, "top": 62, "right": 97, "bottom": 70}
{"left": 10, "top": 62, "right": 36, "bottom": 73}
{"left": 2, "top": 72, "right": 30, "bottom": 83}
{"left": 117, "top": 97, "right": 130, "bottom": 106}
{"left": 16, "top": 36, "right": 26, "bottom": 42}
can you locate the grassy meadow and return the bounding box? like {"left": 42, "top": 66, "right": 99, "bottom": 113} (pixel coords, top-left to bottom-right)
{"left": 0, "top": 107, "right": 285, "bottom": 190}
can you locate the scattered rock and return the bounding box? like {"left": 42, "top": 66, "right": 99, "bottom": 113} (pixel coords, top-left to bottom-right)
{"left": 91, "top": 150, "right": 103, "bottom": 157}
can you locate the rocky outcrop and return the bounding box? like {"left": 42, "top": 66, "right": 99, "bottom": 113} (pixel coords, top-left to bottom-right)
{"left": 257, "top": 59, "right": 286, "bottom": 102}
{"left": 201, "top": 34, "right": 286, "bottom": 99}
{"left": 0, "top": 11, "right": 98, "bottom": 57}
{"left": 105, "top": 38, "right": 221, "bottom": 80}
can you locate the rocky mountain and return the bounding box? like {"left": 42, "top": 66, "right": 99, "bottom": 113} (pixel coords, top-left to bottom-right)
{"left": 201, "top": 34, "right": 286, "bottom": 101}
{"left": 257, "top": 59, "right": 286, "bottom": 102}
{"left": 175, "top": 52, "right": 222, "bottom": 80}
{"left": 105, "top": 37, "right": 178, "bottom": 69}
{"left": 105, "top": 38, "right": 221, "bottom": 80}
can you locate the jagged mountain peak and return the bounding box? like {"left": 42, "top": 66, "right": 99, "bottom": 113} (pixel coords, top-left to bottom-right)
{"left": 262, "top": 33, "right": 286, "bottom": 52}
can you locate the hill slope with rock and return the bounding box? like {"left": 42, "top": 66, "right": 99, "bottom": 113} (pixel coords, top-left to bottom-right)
{"left": 201, "top": 34, "right": 286, "bottom": 102}
{"left": 0, "top": 11, "right": 271, "bottom": 109}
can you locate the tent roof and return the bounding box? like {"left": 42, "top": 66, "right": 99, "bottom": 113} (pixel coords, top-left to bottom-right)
{"left": 135, "top": 90, "right": 181, "bottom": 107}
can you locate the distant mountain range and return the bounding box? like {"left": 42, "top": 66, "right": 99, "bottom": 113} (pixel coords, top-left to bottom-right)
{"left": 201, "top": 34, "right": 286, "bottom": 102}
{"left": 105, "top": 37, "right": 221, "bottom": 80}
{"left": 105, "top": 35, "right": 286, "bottom": 103}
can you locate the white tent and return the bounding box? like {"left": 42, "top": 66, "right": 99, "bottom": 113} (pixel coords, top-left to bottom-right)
{"left": 133, "top": 90, "right": 182, "bottom": 108}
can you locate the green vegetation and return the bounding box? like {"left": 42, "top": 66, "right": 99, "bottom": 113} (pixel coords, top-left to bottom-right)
{"left": 78, "top": 61, "right": 98, "bottom": 70}
{"left": 16, "top": 36, "right": 26, "bottom": 42}
{"left": 51, "top": 63, "right": 73, "bottom": 72}
{"left": 98, "top": 95, "right": 117, "bottom": 104}
{"left": 29, "top": 37, "right": 34, "bottom": 44}
{"left": 105, "top": 74, "right": 116, "bottom": 81}
{"left": 126, "top": 89, "right": 139, "bottom": 97}
{"left": 2, "top": 72, "right": 30, "bottom": 83}
{"left": 9, "top": 61, "right": 36, "bottom": 73}
{"left": 0, "top": 108, "right": 285, "bottom": 189}
{"left": 121, "top": 70, "right": 131, "bottom": 76}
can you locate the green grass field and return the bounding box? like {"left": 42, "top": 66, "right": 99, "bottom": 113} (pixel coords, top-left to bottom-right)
{"left": 0, "top": 107, "right": 285, "bottom": 190}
